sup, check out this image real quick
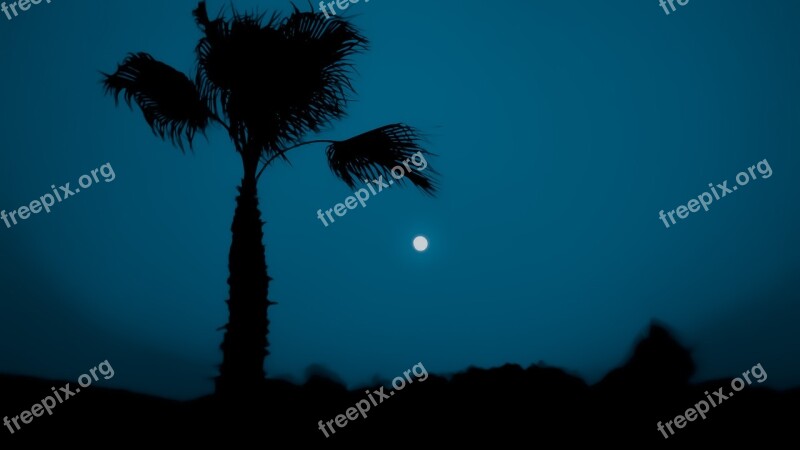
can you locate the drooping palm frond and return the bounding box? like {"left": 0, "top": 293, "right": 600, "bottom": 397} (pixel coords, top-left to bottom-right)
{"left": 270, "top": 8, "right": 367, "bottom": 144}
{"left": 102, "top": 52, "right": 211, "bottom": 151}
{"left": 192, "top": 1, "right": 367, "bottom": 155}
{"left": 193, "top": 2, "right": 229, "bottom": 111}
{"left": 326, "top": 124, "right": 438, "bottom": 194}
{"left": 194, "top": 2, "right": 277, "bottom": 113}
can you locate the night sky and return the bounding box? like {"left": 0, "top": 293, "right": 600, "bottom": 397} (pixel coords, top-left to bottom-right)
{"left": 1, "top": 0, "right": 798, "bottom": 400}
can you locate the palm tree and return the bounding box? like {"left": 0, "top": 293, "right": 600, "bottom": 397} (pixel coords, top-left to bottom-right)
{"left": 101, "top": 1, "right": 436, "bottom": 397}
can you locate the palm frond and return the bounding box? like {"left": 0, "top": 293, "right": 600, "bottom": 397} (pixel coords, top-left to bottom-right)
{"left": 192, "top": 2, "right": 367, "bottom": 154}
{"left": 326, "top": 124, "right": 437, "bottom": 194}
{"left": 102, "top": 52, "right": 211, "bottom": 151}
{"left": 269, "top": 8, "right": 367, "bottom": 144}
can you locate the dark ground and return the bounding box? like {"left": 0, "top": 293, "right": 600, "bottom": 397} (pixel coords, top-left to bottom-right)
{"left": 1, "top": 324, "right": 797, "bottom": 446}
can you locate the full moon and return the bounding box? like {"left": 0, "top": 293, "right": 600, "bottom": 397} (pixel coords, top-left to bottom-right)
{"left": 413, "top": 236, "right": 429, "bottom": 252}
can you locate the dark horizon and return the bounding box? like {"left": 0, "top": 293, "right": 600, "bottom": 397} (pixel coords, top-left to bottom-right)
{"left": 1, "top": 323, "right": 795, "bottom": 444}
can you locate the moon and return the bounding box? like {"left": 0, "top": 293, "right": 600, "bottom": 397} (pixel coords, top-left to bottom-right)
{"left": 413, "top": 236, "right": 429, "bottom": 252}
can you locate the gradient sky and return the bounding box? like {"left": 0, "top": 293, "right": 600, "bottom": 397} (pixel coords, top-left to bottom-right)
{"left": 1, "top": 0, "right": 798, "bottom": 400}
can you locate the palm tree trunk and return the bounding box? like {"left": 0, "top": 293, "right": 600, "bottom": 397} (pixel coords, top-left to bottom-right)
{"left": 216, "top": 154, "right": 271, "bottom": 397}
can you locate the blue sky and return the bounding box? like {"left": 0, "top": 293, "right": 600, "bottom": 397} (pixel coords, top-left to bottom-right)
{"left": 0, "top": 0, "right": 798, "bottom": 399}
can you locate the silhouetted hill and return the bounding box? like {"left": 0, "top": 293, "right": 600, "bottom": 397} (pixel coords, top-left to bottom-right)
{"left": 1, "top": 324, "right": 797, "bottom": 445}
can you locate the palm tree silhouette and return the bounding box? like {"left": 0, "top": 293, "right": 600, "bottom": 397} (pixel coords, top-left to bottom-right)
{"left": 101, "top": 1, "right": 436, "bottom": 397}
